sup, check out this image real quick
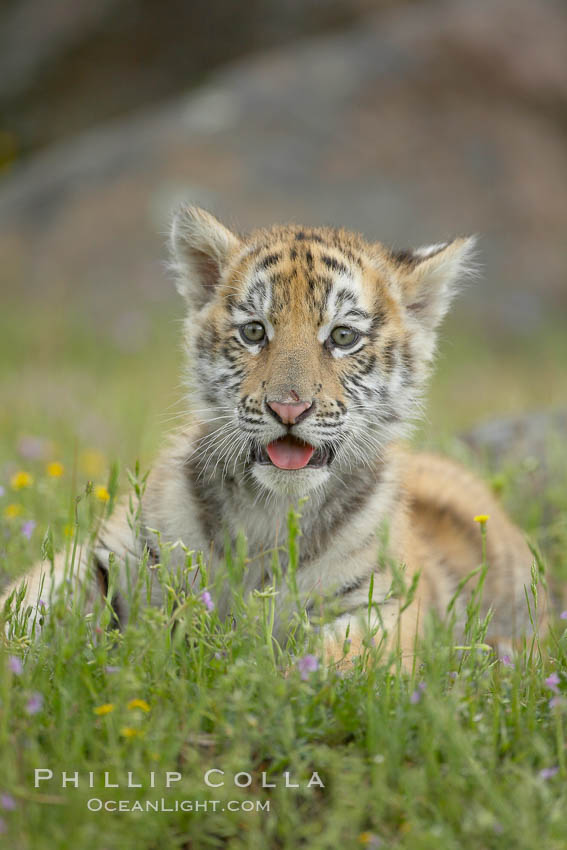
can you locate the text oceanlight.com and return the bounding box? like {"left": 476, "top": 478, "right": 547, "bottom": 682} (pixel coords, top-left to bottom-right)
{"left": 86, "top": 799, "right": 270, "bottom": 813}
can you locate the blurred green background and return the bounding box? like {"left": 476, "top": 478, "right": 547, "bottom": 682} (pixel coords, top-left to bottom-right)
{"left": 1, "top": 0, "right": 566, "bottom": 484}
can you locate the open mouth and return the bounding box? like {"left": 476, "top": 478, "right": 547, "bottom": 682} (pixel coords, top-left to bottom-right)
{"left": 253, "top": 435, "right": 332, "bottom": 470}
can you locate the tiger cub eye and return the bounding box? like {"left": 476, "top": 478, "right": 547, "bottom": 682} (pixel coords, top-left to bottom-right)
{"left": 241, "top": 321, "right": 266, "bottom": 344}
{"left": 330, "top": 326, "right": 359, "bottom": 348}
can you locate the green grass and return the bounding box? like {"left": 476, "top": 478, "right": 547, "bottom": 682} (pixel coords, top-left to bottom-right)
{"left": 1, "top": 301, "right": 566, "bottom": 848}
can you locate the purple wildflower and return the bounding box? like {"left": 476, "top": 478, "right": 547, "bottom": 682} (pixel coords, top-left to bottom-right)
{"left": 7, "top": 656, "right": 22, "bottom": 675}
{"left": 25, "top": 692, "right": 43, "bottom": 715}
{"left": 500, "top": 654, "right": 513, "bottom": 667}
{"left": 104, "top": 666, "right": 120, "bottom": 674}
{"left": 539, "top": 766, "right": 559, "bottom": 780}
{"left": 560, "top": 611, "right": 567, "bottom": 620}
{"left": 545, "top": 672, "right": 560, "bottom": 694}
{"left": 549, "top": 696, "right": 563, "bottom": 709}
{"left": 0, "top": 794, "right": 15, "bottom": 811}
{"left": 410, "top": 681, "right": 427, "bottom": 704}
{"left": 21, "top": 520, "right": 36, "bottom": 540}
{"left": 0, "top": 485, "right": 4, "bottom": 498}
{"left": 297, "top": 654, "right": 319, "bottom": 680}
{"left": 448, "top": 671, "right": 458, "bottom": 680}
{"left": 201, "top": 590, "right": 215, "bottom": 612}
{"left": 38, "top": 599, "right": 46, "bottom": 610}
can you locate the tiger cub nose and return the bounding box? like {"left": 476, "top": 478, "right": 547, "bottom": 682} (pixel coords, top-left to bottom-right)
{"left": 267, "top": 398, "right": 314, "bottom": 425}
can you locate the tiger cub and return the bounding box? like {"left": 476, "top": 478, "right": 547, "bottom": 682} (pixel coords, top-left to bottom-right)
{"left": 2, "top": 207, "right": 543, "bottom": 663}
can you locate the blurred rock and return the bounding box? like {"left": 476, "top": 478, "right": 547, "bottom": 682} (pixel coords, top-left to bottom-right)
{"left": 461, "top": 409, "right": 566, "bottom": 533}
{"left": 0, "top": 0, "right": 377, "bottom": 157}
{"left": 462, "top": 409, "right": 567, "bottom": 467}
{"left": 1, "top": 0, "right": 566, "bottom": 327}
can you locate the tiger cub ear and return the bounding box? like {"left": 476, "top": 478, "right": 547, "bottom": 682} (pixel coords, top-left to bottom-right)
{"left": 392, "top": 236, "right": 477, "bottom": 331}
{"left": 169, "top": 205, "right": 241, "bottom": 308}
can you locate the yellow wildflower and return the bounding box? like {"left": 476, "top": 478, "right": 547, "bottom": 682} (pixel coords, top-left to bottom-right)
{"left": 4, "top": 503, "right": 23, "bottom": 519}
{"left": 94, "top": 486, "right": 110, "bottom": 503}
{"left": 127, "top": 698, "right": 150, "bottom": 713}
{"left": 46, "top": 461, "right": 64, "bottom": 478}
{"left": 10, "top": 471, "right": 33, "bottom": 490}
{"left": 358, "top": 834, "right": 381, "bottom": 846}
{"left": 121, "top": 727, "right": 142, "bottom": 738}
{"left": 94, "top": 703, "right": 115, "bottom": 716}
{"left": 473, "top": 514, "right": 491, "bottom": 523}
{"left": 63, "top": 524, "right": 75, "bottom": 538}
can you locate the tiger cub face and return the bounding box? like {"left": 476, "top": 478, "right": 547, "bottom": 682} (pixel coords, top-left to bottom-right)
{"left": 170, "top": 207, "right": 474, "bottom": 498}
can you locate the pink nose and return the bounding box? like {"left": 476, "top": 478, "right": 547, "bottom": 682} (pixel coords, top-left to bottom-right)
{"left": 267, "top": 399, "right": 314, "bottom": 425}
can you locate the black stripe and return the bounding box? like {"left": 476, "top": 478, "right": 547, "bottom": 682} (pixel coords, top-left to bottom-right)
{"left": 382, "top": 340, "right": 397, "bottom": 373}
{"left": 94, "top": 556, "right": 125, "bottom": 629}
{"left": 335, "top": 288, "right": 356, "bottom": 308}
{"left": 295, "top": 231, "right": 324, "bottom": 243}
{"left": 336, "top": 571, "right": 372, "bottom": 598}
{"left": 257, "top": 252, "right": 281, "bottom": 270}
{"left": 321, "top": 255, "right": 350, "bottom": 276}
{"left": 344, "top": 307, "right": 370, "bottom": 320}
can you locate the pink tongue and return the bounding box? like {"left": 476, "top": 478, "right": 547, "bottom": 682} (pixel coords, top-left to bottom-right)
{"left": 266, "top": 437, "right": 315, "bottom": 470}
